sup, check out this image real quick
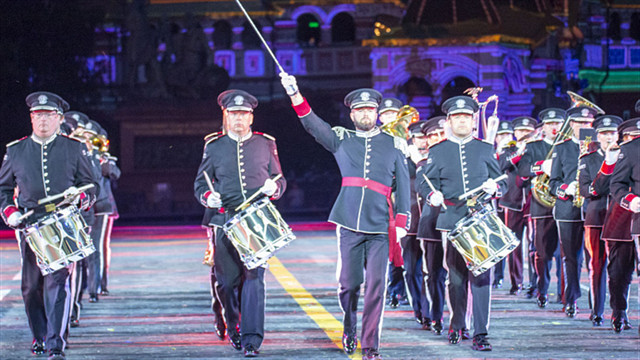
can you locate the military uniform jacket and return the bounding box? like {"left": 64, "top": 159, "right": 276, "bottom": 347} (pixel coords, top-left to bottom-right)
{"left": 407, "top": 160, "right": 421, "bottom": 235}
{"left": 419, "top": 136, "right": 507, "bottom": 231}
{"left": 415, "top": 159, "right": 441, "bottom": 241}
{"left": 0, "top": 134, "right": 98, "bottom": 224}
{"left": 610, "top": 137, "right": 640, "bottom": 235}
{"left": 297, "top": 110, "right": 410, "bottom": 234}
{"left": 549, "top": 138, "right": 582, "bottom": 221}
{"left": 517, "top": 138, "right": 553, "bottom": 218}
{"left": 578, "top": 149, "right": 611, "bottom": 227}
{"left": 498, "top": 145, "right": 529, "bottom": 211}
{"left": 194, "top": 131, "right": 286, "bottom": 218}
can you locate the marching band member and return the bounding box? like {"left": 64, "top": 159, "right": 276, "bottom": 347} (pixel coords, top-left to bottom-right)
{"left": 416, "top": 116, "right": 448, "bottom": 334}
{"left": 280, "top": 74, "right": 410, "bottom": 360}
{"left": 0, "top": 92, "right": 97, "bottom": 360}
{"left": 497, "top": 116, "right": 537, "bottom": 295}
{"left": 418, "top": 96, "right": 507, "bottom": 351}
{"left": 516, "top": 108, "right": 564, "bottom": 307}
{"left": 577, "top": 115, "right": 622, "bottom": 326}
{"left": 194, "top": 90, "right": 286, "bottom": 358}
{"left": 378, "top": 97, "right": 403, "bottom": 125}
{"left": 98, "top": 132, "right": 120, "bottom": 297}
{"left": 549, "top": 106, "right": 597, "bottom": 317}
{"left": 609, "top": 117, "right": 640, "bottom": 333}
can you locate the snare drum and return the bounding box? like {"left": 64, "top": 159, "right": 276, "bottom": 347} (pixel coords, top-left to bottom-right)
{"left": 22, "top": 206, "right": 95, "bottom": 275}
{"left": 447, "top": 206, "right": 520, "bottom": 276}
{"left": 222, "top": 198, "right": 295, "bottom": 269}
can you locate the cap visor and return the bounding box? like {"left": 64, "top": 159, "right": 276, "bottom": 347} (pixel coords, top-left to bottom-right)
{"left": 569, "top": 117, "right": 594, "bottom": 123}
{"left": 596, "top": 127, "right": 618, "bottom": 132}
{"left": 226, "top": 106, "right": 253, "bottom": 112}
{"left": 449, "top": 109, "right": 474, "bottom": 115}
{"left": 352, "top": 102, "right": 379, "bottom": 109}
{"left": 378, "top": 107, "right": 400, "bottom": 114}
{"left": 31, "top": 105, "right": 59, "bottom": 112}
{"left": 543, "top": 119, "right": 564, "bottom": 123}
{"left": 514, "top": 126, "right": 535, "bottom": 131}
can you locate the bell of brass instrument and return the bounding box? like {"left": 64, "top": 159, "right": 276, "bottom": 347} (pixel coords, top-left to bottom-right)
{"left": 573, "top": 133, "right": 595, "bottom": 208}
{"left": 381, "top": 105, "right": 419, "bottom": 139}
{"left": 90, "top": 134, "right": 110, "bottom": 154}
{"left": 567, "top": 91, "right": 605, "bottom": 115}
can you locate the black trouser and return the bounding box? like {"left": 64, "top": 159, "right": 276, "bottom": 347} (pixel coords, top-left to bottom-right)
{"left": 87, "top": 214, "right": 108, "bottom": 296}
{"left": 584, "top": 227, "right": 607, "bottom": 318}
{"left": 100, "top": 216, "right": 116, "bottom": 292}
{"left": 387, "top": 263, "right": 405, "bottom": 300}
{"left": 606, "top": 240, "right": 636, "bottom": 320}
{"left": 526, "top": 216, "right": 538, "bottom": 290}
{"left": 337, "top": 227, "right": 388, "bottom": 350}
{"left": 69, "top": 259, "right": 85, "bottom": 322}
{"left": 422, "top": 240, "right": 446, "bottom": 322}
{"left": 207, "top": 228, "right": 236, "bottom": 325}
{"left": 505, "top": 209, "right": 525, "bottom": 290}
{"left": 19, "top": 237, "right": 72, "bottom": 354}
{"left": 557, "top": 221, "right": 584, "bottom": 304}
{"left": 214, "top": 226, "right": 265, "bottom": 349}
{"left": 493, "top": 211, "right": 506, "bottom": 285}
{"left": 443, "top": 234, "right": 491, "bottom": 337}
{"left": 533, "top": 217, "right": 559, "bottom": 297}
{"left": 401, "top": 235, "right": 429, "bottom": 320}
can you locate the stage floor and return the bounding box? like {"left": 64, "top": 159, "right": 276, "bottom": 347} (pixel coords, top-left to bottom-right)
{"left": 0, "top": 224, "right": 638, "bottom": 359}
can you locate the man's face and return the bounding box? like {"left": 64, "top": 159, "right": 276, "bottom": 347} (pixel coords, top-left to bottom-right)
{"left": 30, "top": 110, "right": 62, "bottom": 138}
{"left": 351, "top": 107, "right": 377, "bottom": 131}
{"left": 570, "top": 120, "right": 592, "bottom": 137}
{"left": 378, "top": 110, "right": 398, "bottom": 125}
{"left": 412, "top": 135, "right": 428, "bottom": 153}
{"left": 495, "top": 133, "right": 513, "bottom": 147}
{"left": 597, "top": 130, "right": 618, "bottom": 150}
{"left": 514, "top": 129, "right": 533, "bottom": 142}
{"left": 542, "top": 122, "right": 562, "bottom": 140}
{"left": 427, "top": 130, "right": 445, "bottom": 147}
{"left": 225, "top": 110, "right": 253, "bottom": 137}
{"left": 448, "top": 113, "right": 474, "bottom": 138}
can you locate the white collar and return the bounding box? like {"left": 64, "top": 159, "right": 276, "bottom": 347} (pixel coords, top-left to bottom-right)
{"left": 355, "top": 127, "right": 380, "bottom": 138}
{"left": 31, "top": 133, "right": 57, "bottom": 145}
{"left": 228, "top": 131, "right": 252, "bottom": 142}
{"left": 449, "top": 134, "right": 473, "bottom": 145}
{"left": 543, "top": 137, "right": 554, "bottom": 145}
{"left": 571, "top": 137, "right": 579, "bottom": 144}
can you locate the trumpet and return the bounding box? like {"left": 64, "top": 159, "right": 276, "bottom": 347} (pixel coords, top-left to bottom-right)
{"left": 380, "top": 105, "right": 419, "bottom": 139}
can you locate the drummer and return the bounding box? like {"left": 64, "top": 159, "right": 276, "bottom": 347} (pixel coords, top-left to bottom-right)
{"left": 0, "top": 91, "right": 98, "bottom": 360}
{"left": 417, "top": 95, "right": 507, "bottom": 351}
{"left": 194, "top": 89, "right": 286, "bottom": 357}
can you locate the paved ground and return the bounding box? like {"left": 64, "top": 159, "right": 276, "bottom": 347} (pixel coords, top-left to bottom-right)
{"left": 0, "top": 225, "right": 638, "bottom": 359}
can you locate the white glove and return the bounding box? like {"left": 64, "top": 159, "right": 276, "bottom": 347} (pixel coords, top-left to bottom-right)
{"left": 260, "top": 178, "right": 278, "bottom": 197}
{"left": 430, "top": 191, "right": 444, "bottom": 207}
{"left": 604, "top": 146, "right": 621, "bottom": 165}
{"left": 630, "top": 197, "right": 640, "bottom": 213}
{"left": 206, "top": 191, "right": 222, "bottom": 208}
{"left": 482, "top": 178, "right": 498, "bottom": 195}
{"left": 565, "top": 181, "right": 577, "bottom": 197}
{"left": 541, "top": 159, "right": 552, "bottom": 176}
{"left": 279, "top": 72, "right": 299, "bottom": 96}
{"left": 63, "top": 186, "right": 81, "bottom": 205}
{"left": 396, "top": 227, "right": 407, "bottom": 243}
{"left": 407, "top": 144, "right": 424, "bottom": 164}
{"left": 6, "top": 211, "right": 22, "bottom": 228}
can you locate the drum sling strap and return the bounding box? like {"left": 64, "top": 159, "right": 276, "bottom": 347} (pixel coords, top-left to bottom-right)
{"left": 341, "top": 177, "right": 404, "bottom": 266}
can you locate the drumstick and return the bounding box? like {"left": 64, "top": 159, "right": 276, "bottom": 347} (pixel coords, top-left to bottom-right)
{"left": 457, "top": 174, "right": 508, "bottom": 200}
{"left": 38, "top": 184, "right": 95, "bottom": 205}
{"left": 202, "top": 171, "right": 217, "bottom": 195}
{"left": 235, "top": 174, "right": 283, "bottom": 212}
{"left": 422, "top": 174, "right": 447, "bottom": 210}
{"left": 17, "top": 209, "right": 34, "bottom": 223}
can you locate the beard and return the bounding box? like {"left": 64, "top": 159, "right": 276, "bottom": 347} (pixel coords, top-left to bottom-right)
{"left": 353, "top": 117, "right": 376, "bottom": 131}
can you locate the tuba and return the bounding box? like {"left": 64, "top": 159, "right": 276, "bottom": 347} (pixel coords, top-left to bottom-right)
{"left": 381, "top": 105, "right": 419, "bottom": 139}
{"left": 464, "top": 87, "right": 500, "bottom": 144}
{"left": 531, "top": 91, "right": 604, "bottom": 208}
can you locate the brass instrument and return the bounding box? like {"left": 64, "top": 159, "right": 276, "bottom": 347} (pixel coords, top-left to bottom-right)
{"left": 567, "top": 91, "right": 605, "bottom": 115}
{"left": 90, "top": 134, "right": 110, "bottom": 154}
{"left": 573, "top": 133, "right": 593, "bottom": 208}
{"left": 381, "top": 105, "right": 419, "bottom": 139}
{"left": 464, "top": 87, "right": 500, "bottom": 143}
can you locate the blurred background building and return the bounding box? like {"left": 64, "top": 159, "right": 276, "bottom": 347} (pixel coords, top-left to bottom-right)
{"left": 1, "top": 0, "right": 638, "bottom": 225}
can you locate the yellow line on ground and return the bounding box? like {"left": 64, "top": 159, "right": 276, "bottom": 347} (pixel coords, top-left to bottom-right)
{"left": 267, "top": 256, "right": 359, "bottom": 359}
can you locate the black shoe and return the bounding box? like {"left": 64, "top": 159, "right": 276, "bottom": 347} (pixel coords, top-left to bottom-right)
{"left": 623, "top": 320, "right": 632, "bottom": 330}
{"left": 214, "top": 312, "right": 226, "bottom": 339}
{"left": 525, "top": 286, "right": 537, "bottom": 299}
{"left": 414, "top": 311, "right": 423, "bottom": 324}
{"left": 362, "top": 348, "right": 382, "bottom": 360}
{"left": 432, "top": 320, "right": 443, "bottom": 335}
{"left": 592, "top": 315, "right": 603, "bottom": 327}
{"left": 612, "top": 318, "right": 623, "bottom": 333}
{"left": 342, "top": 333, "right": 357, "bottom": 355}
{"left": 492, "top": 279, "right": 503, "bottom": 289}
{"left": 472, "top": 334, "right": 492, "bottom": 351}
{"left": 565, "top": 303, "right": 577, "bottom": 318}
{"left": 229, "top": 332, "right": 242, "bottom": 350}
{"left": 448, "top": 329, "right": 461, "bottom": 344}
{"left": 421, "top": 318, "right": 432, "bottom": 331}
{"left": 461, "top": 328, "right": 471, "bottom": 340}
{"left": 509, "top": 285, "right": 522, "bottom": 295}
{"left": 31, "top": 339, "right": 45, "bottom": 355}
{"left": 99, "top": 289, "right": 109, "bottom": 296}
{"left": 389, "top": 295, "right": 399, "bottom": 309}
{"left": 537, "top": 294, "right": 548, "bottom": 308}
{"left": 243, "top": 344, "right": 260, "bottom": 358}
{"left": 70, "top": 318, "right": 79, "bottom": 328}
{"left": 48, "top": 351, "right": 66, "bottom": 360}
{"left": 398, "top": 296, "right": 410, "bottom": 306}
{"left": 89, "top": 294, "right": 99, "bottom": 303}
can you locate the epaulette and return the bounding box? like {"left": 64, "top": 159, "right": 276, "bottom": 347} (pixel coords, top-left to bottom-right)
{"left": 254, "top": 131, "right": 275, "bottom": 141}
{"left": 205, "top": 133, "right": 226, "bottom": 146}
{"left": 474, "top": 136, "right": 494, "bottom": 145}
{"left": 579, "top": 149, "right": 598, "bottom": 159}
{"left": 560, "top": 138, "right": 572, "bottom": 143}
{"left": 60, "top": 134, "right": 85, "bottom": 144}
{"left": 204, "top": 131, "right": 223, "bottom": 142}
{"left": 428, "top": 138, "right": 447, "bottom": 149}
{"left": 332, "top": 126, "right": 353, "bottom": 140}
{"left": 6, "top": 136, "right": 27, "bottom": 147}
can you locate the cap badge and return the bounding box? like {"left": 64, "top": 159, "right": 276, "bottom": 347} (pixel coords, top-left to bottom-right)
{"left": 360, "top": 92, "right": 370, "bottom": 101}
{"left": 523, "top": 119, "right": 529, "bottom": 125}
{"left": 72, "top": 114, "right": 79, "bottom": 120}
{"left": 581, "top": 108, "right": 589, "bottom": 117}
{"left": 636, "top": 120, "right": 640, "bottom": 129}
{"left": 456, "top": 99, "right": 465, "bottom": 109}
{"left": 603, "top": 118, "right": 611, "bottom": 126}
{"left": 38, "top": 95, "right": 48, "bottom": 105}
{"left": 501, "top": 123, "right": 508, "bottom": 129}
{"left": 384, "top": 99, "right": 393, "bottom": 107}
{"left": 233, "top": 95, "right": 244, "bottom": 106}
{"left": 86, "top": 122, "right": 93, "bottom": 129}
{"left": 548, "top": 110, "right": 556, "bottom": 118}
{"left": 438, "top": 119, "right": 445, "bottom": 127}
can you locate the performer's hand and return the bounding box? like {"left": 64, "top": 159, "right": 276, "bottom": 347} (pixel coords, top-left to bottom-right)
{"left": 260, "top": 178, "right": 278, "bottom": 197}
{"left": 482, "top": 178, "right": 498, "bottom": 195}
{"left": 6, "top": 211, "right": 23, "bottom": 228}
{"left": 279, "top": 72, "right": 299, "bottom": 96}
{"left": 407, "top": 144, "right": 424, "bottom": 164}
{"left": 63, "top": 186, "right": 82, "bottom": 206}
{"left": 396, "top": 227, "right": 407, "bottom": 243}
{"left": 630, "top": 197, "right": 640, "bottom": 213}
{"left": 541, "top": 159, "right": 552, "bottom": 176}
{"left": 604, "top": 144, "right": 621, "bottom": 165}
{"left": 206, "top": 191, "right": 222, "bottom": 208}
{"left": 565, "top": 181, "right": 577, "bottom": 197}
{"left": 429, "top": 191, "right": 444, "bottom": 207}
